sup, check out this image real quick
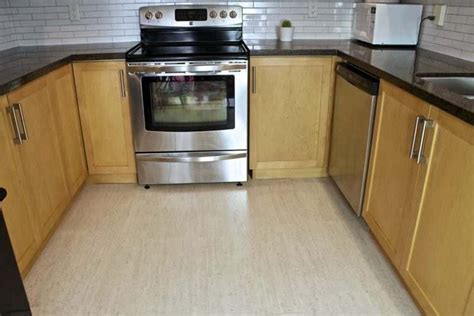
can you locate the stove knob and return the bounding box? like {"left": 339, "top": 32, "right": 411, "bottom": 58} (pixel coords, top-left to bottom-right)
{"left": 155, "top": 11, "right": 163, "bottom": 19}
{"left": 230, "top": 10, "right": 238, "bottom": 19}
{"left": 144, "top": 11, "right": 153, "bottom": 20}
{"left": 209, "top": 10, "right": 218, "bottom": 19}
{"left": 219, "top": 10, "right": 228, "bottom": 18}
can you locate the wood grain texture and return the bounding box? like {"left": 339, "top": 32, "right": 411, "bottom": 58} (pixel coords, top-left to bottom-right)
{"left": 47, "top": 64, "right": 87, "bottom": 197}
{"left": 6, "top": 77, "right": 70, "bottom": 239}
{"left": 249, "top": 57, "right": 333, "bottom": 179}
{"left": 73, "top": 61, "right": 136, "bottom": 176}
{"left": 87, "top": 173, "right": 137, "bottom": 184}
{"left": 0, "top": 95, "right": 40, "bottom": 275}
{"left": 24, "top": 179, "right": 419, "bottom": 315}
{"left": 400, "top": 107, "right": 474, "bottom": 316}
{"left": 362, "top": 80, "right": 430, "bottom": 267}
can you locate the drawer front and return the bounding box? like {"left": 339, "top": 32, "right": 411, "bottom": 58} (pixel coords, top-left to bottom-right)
{"left": 136, "top": 151, "right": 248, "bottom": 185}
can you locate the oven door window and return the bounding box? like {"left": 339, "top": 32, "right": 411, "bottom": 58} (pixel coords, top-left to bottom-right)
{"left": 142, "top": 75, "right": 235, "bottom": 132}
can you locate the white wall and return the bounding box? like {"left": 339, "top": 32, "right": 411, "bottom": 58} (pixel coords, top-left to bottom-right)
{"left": 0, "top": 0, "right": 18, "bottom": 50}
{"left": 3, "top": 0, "right": 353, "bottom": 46}
{"left": 402, "top": 0, "right": 474, "bottom": 60}
{"left": 1, "top": 0, "right": 473, "bottom": 61}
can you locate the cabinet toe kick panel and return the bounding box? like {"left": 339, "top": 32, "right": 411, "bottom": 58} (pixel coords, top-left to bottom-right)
{"left": 136, "top": 151, "right": 248, "bottom": 185}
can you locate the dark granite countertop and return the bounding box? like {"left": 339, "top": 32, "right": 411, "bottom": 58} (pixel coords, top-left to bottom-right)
{"left": 0, "top": 42, "right": 136, "bottom": 94}
{"left": 247, "top": 39, "right": 474, "bottom": 125}
{"left": 0, "top": 40, "right": 472, "bottom": 125}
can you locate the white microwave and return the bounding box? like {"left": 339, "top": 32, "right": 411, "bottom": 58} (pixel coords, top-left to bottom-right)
{"left": 352, "top": 3, "right": 423, "bottom": 46}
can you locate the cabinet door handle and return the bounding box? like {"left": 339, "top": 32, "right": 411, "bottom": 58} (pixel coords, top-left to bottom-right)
{"left": 6, "top": 105, "right": 23, "bottom": 145}
{"left": 251, "top": 66, "right": 256, "bottom": 94}
{"left": 14, "top": 103, "right": 28, "bottom": 142}
{"left": 119, "top": 69, "right": 126, "bottom": 98}
{"left": 409, "top": 116, "right": 423, "bottom": 160}
{"left": 416, "top": 119, "right": 434, "bottom": 164}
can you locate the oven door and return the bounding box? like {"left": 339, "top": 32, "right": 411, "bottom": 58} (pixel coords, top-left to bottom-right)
{"left": 128, "top": 60, "right": 248, "bottom": 152}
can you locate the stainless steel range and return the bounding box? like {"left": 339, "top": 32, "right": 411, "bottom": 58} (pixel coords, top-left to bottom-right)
{"left": 126, "top": 5, "right": 249, "bottom": 185}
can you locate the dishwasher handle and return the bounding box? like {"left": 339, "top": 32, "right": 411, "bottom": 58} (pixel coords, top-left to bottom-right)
{"left": 336, "top": 63, "right": 379, "bottom": 95}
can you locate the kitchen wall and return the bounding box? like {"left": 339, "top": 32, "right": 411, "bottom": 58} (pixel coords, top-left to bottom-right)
{"left": 2, "top": 0, "right": 354, "bottom": 46}
{"left": 0, "top": 0, "right": 17, "bottom": 50}
{"left": 401, "top": 0, "right": 474, "bottom": 61}
{"left": 0, "top": 0, "right": 472, "bottom": 61}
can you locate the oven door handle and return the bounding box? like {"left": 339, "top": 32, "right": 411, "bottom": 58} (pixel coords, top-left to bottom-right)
{"left": 138, "top": 152, "right": 247, "bottom": 163}
{"left": 128, "top": 64, "right": 246, "bottom": 74}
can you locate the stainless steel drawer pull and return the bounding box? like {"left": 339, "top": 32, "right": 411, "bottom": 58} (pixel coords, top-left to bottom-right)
{"left": 409, "top": 116, "right": 423, "bottom": 160}
{"left": 416, "top": 119, "right": 434, "bottom": 164}
{"left": 14, "top": 103, "right": 28, "bottom": 142}
{"left": 139, "top": 152, "right": 246, "bottom": 163}
{"left": 251, "top": 66, "right": 256, "bottom": 94}
{"left": 119, "top": 69, "right": 126, "bottom": 98}
{"left": 6, "top": 105, "right": 22, "bottom": 145}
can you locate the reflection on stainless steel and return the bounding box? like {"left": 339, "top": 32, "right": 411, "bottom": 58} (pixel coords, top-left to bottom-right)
{"left": 329, "top": 63, "right": 379, "bottom": 216}
{"left": 128, "top": 4, "right": 248, "bottom": 185}
{"left": 416, "top": 119, "right": 434, "bottom": 164}
{"left": 417, "top": 76, "right": 474, "bottom": 99}
{"left": 128, "top": 60, "right": 248, "bottom": 153}
{"left": 136, "top": 151, "right": 247, "bottom": 184}
{"left": 128, "top": 62, "right": 247, "bottom": 74}
{"left": 409, "top": 116, "right": 423, "bottom": 160}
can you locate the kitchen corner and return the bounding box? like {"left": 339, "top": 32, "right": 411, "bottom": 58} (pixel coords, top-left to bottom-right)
{"left": 0, "top": 2, "right": 472, "bottom": 315}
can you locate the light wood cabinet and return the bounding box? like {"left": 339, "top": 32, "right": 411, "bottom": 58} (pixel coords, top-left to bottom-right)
{"left": 73, "top": 61, "right": 136, "bottom": 183}
{"left": 249, "top": 57, "right": 335, "bottom": 179}
{"left": 362, "top": 80, "right": 430, "bottom": 266}
{"left": 7, "top": 77, "right": 70, "bottom": 238}
{"left": 0, "top": 96, "right": 40, "bottom": 275}
{"left": 364, "top": 80, "right": 474, "bottom": 315}
{"left": 400, "top": 107, "right": 474, "bottom": 315}
{"left": 48, "top": 65, "right": 87, "bottom": 196}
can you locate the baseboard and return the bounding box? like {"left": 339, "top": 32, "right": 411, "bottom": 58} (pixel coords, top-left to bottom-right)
{"left": 87, "top": 173, "right": 137, "bottom": 184}
{"left": 251, "top": 167, "right": 328, "bottom": 179}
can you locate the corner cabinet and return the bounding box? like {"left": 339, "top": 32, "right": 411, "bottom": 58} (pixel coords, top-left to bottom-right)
{"left": 48, "top": 65, "right": 87, "bottom": 197}
{"left": 0, "top": 96, "right": 40, "bottom": 274}
{"left": 0, "top": 65, "right": 87, "bottom": 275}
{"left": 6, "top": 75, "right": 70, "bottom": 238}
{"left": 73, "top": 61, "right": 136, "bottom": 183}
{"left": 249, "top": 57, "right": 336, "bottom": 179}
{"left": 363, "top": 79, "right": 474, "bottom": 315}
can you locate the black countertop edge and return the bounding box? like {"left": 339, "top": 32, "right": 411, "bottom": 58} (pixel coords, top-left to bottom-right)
{"left": 250, "top": 48, "right": 339, "bottom": 56}
{"left": 0, "top": 43, "right": 131, "bottom": 96}
{"left": 0, "top": 56, "right": 69, "bottom": 95}
{"left": 337, "top": 51, "right": 474, "bottom": 126}
{"left": 0, "top": 40, "right": 472, "bottom": 125}
{"left": 248, "top": 40, "right": 473, "bottom": 125}
{"left": 0, "top": 52, "right": 126, "bottom": 95}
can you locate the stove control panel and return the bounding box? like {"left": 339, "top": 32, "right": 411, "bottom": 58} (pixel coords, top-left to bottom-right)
{"left": 139, "top": 6, "right": 242, "bottom": 28}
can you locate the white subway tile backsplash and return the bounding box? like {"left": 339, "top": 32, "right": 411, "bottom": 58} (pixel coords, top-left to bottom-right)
{"left": 0, "top": 0, "right": 471, "bottom": 61}
{"left": 402, "top": 0, "right": 473, "bottom": 60}
{"left": 0, "top": 0, "right": 355, "bottom": 47}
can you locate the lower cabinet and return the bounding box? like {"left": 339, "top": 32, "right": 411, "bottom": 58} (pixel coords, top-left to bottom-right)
{"left": 363, "top": 80, "right": 430, "bottom": 266}
{"left": 400, "top": 106, "right": 474, "bottom": 315}
{"left": 6, "top": 75, "right": 70, "bottom": 238}
{"left": 0, "top": 96, "right": 40, "bottom": 275}
{"left": 73, "top": 61, "right": 136, "bottom": 183}
{"left": 249, "top": 56, "right": 335, "bottom": 179}
{"left": 48, "top": 65, "right": 87, "bottom": 197}
{"left": 0, "top": 65, "right": 87, "bottom": 275}
{"left": 363, "top": 80, "right": 474, "bottom": 315}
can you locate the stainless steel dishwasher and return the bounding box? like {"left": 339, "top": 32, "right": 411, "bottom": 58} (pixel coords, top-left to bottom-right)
{"left": 329, "top": 63, "right": 379, "bottom": 216}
